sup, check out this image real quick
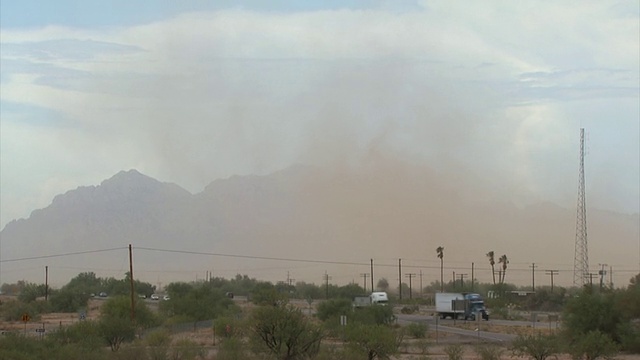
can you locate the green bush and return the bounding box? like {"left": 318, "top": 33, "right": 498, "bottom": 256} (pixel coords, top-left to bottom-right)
{"left": 216, "top": 337, "right": 252, "bottom": 360}
{"left": 618, "top": 322, "right": 640, "bottom": 353}
{"left": 215, "top": 315, "right": 244, "bottom": 338}
{"left": 405, "top": 322, "right": 428, "bottom": 338}
{"left": 249, "top": 304, "right": 324, "bottom": 359}
{"left": 49, "top": 320, "right": 103, "bottom": 350}
{"left": 345, "top": 323, "right": 402, "bottom": 360}
{"left": 0, "top": 298, "right": 43, "bottom": 321}
{"left": 167, "top": 339, "right": 205, "bottom": 360}
{"left": 49, "top": 287, "right": 91, "bottom": 313}
{"left": 475, "top": 342, "right": 505, "bottom": 360}
{"left": 316, "top": 298, "right": 352, "bottom": 322}
{"left": 352, "top": 305, "right": 395, "bottom": 325}
{"left": 510, "top": 331, "right": 559, "bottom": 360}
{"left": 109, "top": 343, "right": 148, "bottom": 360}
{"left": 444, "top": 343, "right": 464, "bottom": 360}
{"left": 566, "top": 330, "right": 619, "bottom": 360}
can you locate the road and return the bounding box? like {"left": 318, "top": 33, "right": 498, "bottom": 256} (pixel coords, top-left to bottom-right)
{"left": 396, "top": 313, "right": 517, "bottom": 343}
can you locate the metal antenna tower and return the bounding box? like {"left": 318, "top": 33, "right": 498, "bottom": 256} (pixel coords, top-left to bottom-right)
{"left": 573, "top": 128, "right": 589, "bottom": 287}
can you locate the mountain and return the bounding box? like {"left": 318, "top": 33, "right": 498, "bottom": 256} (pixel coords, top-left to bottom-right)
{"left": 1, "top": 166, "right": 638, "bottom": 288}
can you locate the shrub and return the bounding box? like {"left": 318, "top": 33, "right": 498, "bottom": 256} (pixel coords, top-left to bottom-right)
{"left": 406, "top": 322, "right": 428, "bottom": 338}
{"left": 475, "top": 342, "right": 505, "bottom": 360}
{"left": 444, "top": 343, "right": 464, "bottom": 360}
{"left": 49, "top": 320, "right": 103, "bottom": 350}
{"left": 216, "top": 337, "right": 252, "bottom": 360}
{"left": 352, "top": 305, "right": 396, "bottom": 325}
{"left": 316, "top": 298, "right": 353, "bottom": 321}
{"left": 345, "top": 323, "right": 403, "bottom": 360}
{"left": 510, "top": 331, "right": 559, "bottom": 360}
{"left": 167, "top": 338, "right": 205, "bottom": 360}
{"left": 249, "top": 304, "right": 324, "bottom": 359}
{"left": 566, "top": 330, "right": 619, "bottom": 360}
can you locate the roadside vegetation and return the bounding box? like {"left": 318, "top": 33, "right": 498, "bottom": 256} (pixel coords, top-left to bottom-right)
{"left": 0, "top": 271, "right": 638, "bottom": 359}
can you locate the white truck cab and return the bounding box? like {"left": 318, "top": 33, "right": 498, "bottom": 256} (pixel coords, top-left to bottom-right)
{"left": 370, "top": 292, "right": 389, "bottom": 305}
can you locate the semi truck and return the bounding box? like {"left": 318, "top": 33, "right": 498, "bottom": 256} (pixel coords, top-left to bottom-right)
{"left": 435, "top": 292, "right": 489, "bottom": 320}
{"left": 353, "top": 292, "right": 389, "bottom": 308}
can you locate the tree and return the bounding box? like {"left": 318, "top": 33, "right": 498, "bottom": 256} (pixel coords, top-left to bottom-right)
{"left": 100, "top": 295, "right": 157, "bottom": 328}
{"left": 50, "top": 320, "right": 104, "bottom": 350}
{"left": 249, "top": 304, "right": 324, "bottom": 360}
{"left": 251, "top": 282, "right": 288, "bottom": 306}
{"left": 345, "top": 323, "right": 402, "bottom": 360}
{"left": 17, "top": 282, "right": 47, "bottom": 303}
{"left": 316, "top": 298, "right": 352, "bottom": 322}
{"left": 65, "top": 272, "right": 101, "bottom": 294}
{"left": 437, "top": 246, "right": 444, "bottom": 292}
{"left": 562, "top": 291, "right": 622, "bottom": 343}
{"left": 49, "top": 287, "right": 91, "bottom": 313}
{"left": 377, "top": 278, "right": 389, "bottom": 292}
{"left": 498, "top": 254, "right": 509, "bottom": 284}
{"left": 351, "top": 305, "right": 396, "bottom": 326}
{"left": 510, "top": 332, "right": 559, "bottom": 360}
{"left": 160, "top": 283, "right": 234, "bottom": 322}
{"left": 567, "top": 330, "right": 618, "bottom": 360}
{"left": 99, "top": 316, "right": 135, "bottom": 352}
{"left": 487, "top": 251, "right": 496, "bottom": 285}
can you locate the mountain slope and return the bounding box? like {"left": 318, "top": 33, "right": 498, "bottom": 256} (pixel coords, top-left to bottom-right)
{"left": 1, "top": 166, "right": 638, "bottom": 287}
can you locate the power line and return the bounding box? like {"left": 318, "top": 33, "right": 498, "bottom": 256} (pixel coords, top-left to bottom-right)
{"left": 0, "top": 247, "right": 126, "bottom": 263}
{"left": 135, "top": 246, "right": 373, "bottom": 267}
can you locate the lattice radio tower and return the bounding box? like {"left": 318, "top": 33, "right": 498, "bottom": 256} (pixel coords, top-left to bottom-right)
{"left": 573, "top": 128, "right": 589, "bottom": 287}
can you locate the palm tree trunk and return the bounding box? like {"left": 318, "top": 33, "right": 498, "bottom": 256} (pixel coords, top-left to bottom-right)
{"left": 491, "top": 265, "right": 495, "bottom": 285}
{"left": 440, "top": 259, "right": 443, "bottom": 292}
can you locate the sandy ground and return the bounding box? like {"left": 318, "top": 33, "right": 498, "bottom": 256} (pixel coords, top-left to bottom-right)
{"left": 2, "top": 296, "right": 638, "bottom": 359}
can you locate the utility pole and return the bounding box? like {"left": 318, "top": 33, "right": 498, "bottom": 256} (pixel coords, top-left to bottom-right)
{"left": 45, "top": 266, "right": 49, "bottom": 302}
{"left": 546, "top": 270, "right": 558, "bottom": 292}
{"left": 287, "top": 271, "right": 295, "bottom": 287}
{"left": 471, "top": 262, "right": 474, "bottom": 291}
{"left": 609, "top": 266, "right": 613, "bottom": 288}
{"left": 360, "top": 273, "right": 369, "bottom": 292}
{"left": 128, "top": 244, "right": 135, "bottom": 322}
{"left": 419, "top": 270, "right": 423, "bottom": 295}
{"left": 398, "top": 259, "right": 402, "bottom": 300}
{"left": 598, "top": 264, "right": 607, "bottom": 290}
{"left": 458, "top": 273, "right": 467, "bottom": 289}
{"left": 586, "top": 273, "right": 597, "bottom": 290}
{"left": 323, "top": 271, "right": 331, "bottom": 299}
{"left": 370, "top": 259, "right": 374, "bottom": 291}
{"left": 452, "top": 271, "right": 456, "bottom": 289}
{"left": 530, "top": 263, "right": 538, "bottom": 292}
{"left": 405, "top": 273, "right": 416, "bottom": 299}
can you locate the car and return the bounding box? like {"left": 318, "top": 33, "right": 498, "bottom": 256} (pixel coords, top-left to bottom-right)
{"left": 138, "top": 294, "right": 146, "bottom": 299}
{"left": 225, "top": 292, "right": 234, "bottom": 299}
{"left": 150, "top": 294, "right": 159, "bottom": 300}
{"left": 163, "top": 295, "right": 170, "bottom": 301}
{"left": 99, "top": 292, "right": 107, "bottom": 297}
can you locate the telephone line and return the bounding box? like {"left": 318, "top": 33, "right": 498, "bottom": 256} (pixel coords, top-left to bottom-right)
{"left": 0, "top": 247, "right": 127, "bottom": 263}
{"left": 135, "top": 247, "right": 372, "bottom": 267}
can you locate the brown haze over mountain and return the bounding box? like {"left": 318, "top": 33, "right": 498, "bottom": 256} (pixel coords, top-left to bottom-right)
{"left": 1, "top": 162, "right": 638, "bottom": 290}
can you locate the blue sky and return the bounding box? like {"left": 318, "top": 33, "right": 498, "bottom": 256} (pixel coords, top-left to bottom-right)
{"left": 1, "top": 0, "right": 638, "bottom": 230}
{"left": 1, "top": 0, "right": 414, "bottom": 27}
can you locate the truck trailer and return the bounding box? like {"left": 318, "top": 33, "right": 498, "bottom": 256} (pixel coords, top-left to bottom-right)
{"left": 435, "top": 292, "right": 489, "bottom": 320}
{"left": 353, "top": 292, "right": 389, "bottom": 308}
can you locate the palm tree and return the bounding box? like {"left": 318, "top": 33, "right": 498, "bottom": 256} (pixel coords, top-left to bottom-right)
{"left": 487, "top": 251, "right": 496, "bottom": 285}
{"left": 436, "top": 246, "right": 444, "bottom": 292}
{"left": 498, "top": 254, "right": 509, "bottom": 284}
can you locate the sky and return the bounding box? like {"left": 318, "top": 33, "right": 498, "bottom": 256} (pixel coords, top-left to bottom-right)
{"left": 1, "top": 0, "right": 639, "bottom": 232}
